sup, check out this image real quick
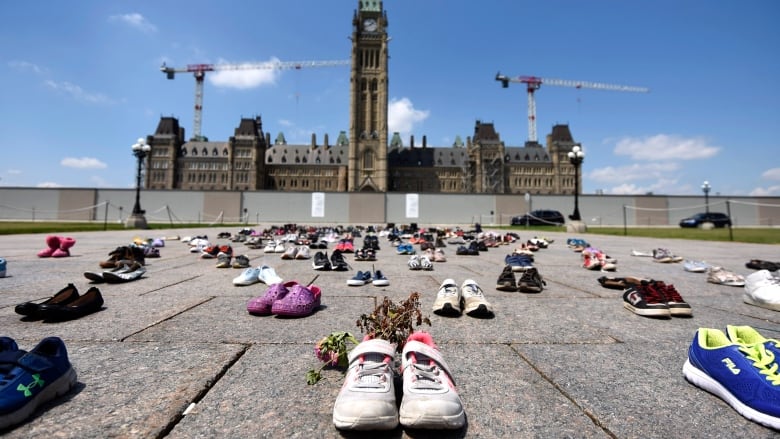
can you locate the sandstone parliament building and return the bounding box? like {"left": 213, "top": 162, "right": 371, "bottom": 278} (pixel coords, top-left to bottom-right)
{"left": 143, "top": 1, "right": 582, "bottom": 195}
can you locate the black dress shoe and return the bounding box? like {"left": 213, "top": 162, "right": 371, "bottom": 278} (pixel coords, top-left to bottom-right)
{"left": 15, "top": 283, "right": 80, "bottom": 318}
{"left": 38, "top": 287, "right": 104, "bottom": 321}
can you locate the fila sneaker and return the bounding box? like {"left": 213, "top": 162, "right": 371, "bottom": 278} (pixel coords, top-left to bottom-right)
{"left": 332, "top": 338, "right": 398, "bottom": 430}
{"left": 683, "top": 328, "right": 780, "bottom": 430}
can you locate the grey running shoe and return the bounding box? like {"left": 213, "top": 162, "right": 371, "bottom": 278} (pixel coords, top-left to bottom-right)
{"left": 460, "top": 279, "right": 493, "bottom": 317}
{"left": 333, "top": 338, "right": 398, "bottom": 430}
{"left": 432, "top": 279, "right": 461, "bottom": 316}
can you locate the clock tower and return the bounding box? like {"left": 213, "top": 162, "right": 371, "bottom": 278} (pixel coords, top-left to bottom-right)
{"left": 348, "top": 0, "right": 389, "bottom": 192}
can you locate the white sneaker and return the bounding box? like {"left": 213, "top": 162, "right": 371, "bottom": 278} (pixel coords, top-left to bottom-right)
{"left": 294, "top": 246, "right": 311, "bottom": 260}
{"left": 744, "top": 270, "right": 780, "bottom": 311}
{"left": 432, "top": 279, "right": 461, "bottom": 316}
{"left": 258, "top": 265, "right": 282, "bottom": 284}
{"left": 233, "top": 267, "right": 261, "bottom": 286}
{"left": 399, "top": 333, "right": 465, "bottom": 430}
{"left": 420, "top": 255, "right": 433, "bottom": 271}
{"left": 332, "top": 338, "right": 398, "bottom": 430}
{"left": 280, "top": 246, "right": 298, "bottom": 260}
{"left": 263, "top": 242, "right": 276, "bottom": 253}
{"left": 460, "top": 279, "right": 494, "bottom": 317}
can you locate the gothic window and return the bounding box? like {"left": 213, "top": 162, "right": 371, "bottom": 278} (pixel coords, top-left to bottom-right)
{"left": 181, "top": 148, "right": 187, "bottom": 156}
{"left": 295, "top": 156, "right": 300, "bottom": 163}
{"left": 212, "top": 148, "right": 218, "bottom": 156}
{"left": 363, "top": 150, "right": 374, "bottom": 170}
{"left": 281, "top": 156, "right": 287, "bottom": 163}
{"left": 223, "top": 148, "right": 228, "bottom": 156}
{"left": 330, "top": 157, "right": 334, "bottom": 164}
{"left": 192, "top": 147, "right": 198, "bottom": 156}
{"left": 302, "top": 156, "right": 308, "bottom": 163}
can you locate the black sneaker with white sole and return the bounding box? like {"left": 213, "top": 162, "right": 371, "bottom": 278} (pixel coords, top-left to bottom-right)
{"left": 622, "top": 284, "right": 671, "bottom": 318}
{"left": 312, "top": 251, "right": 331, "bottom": 271}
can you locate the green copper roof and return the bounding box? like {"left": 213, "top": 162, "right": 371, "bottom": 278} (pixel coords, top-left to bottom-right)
{"left": 359, "top": 0, "right": 381, "bottom": 12}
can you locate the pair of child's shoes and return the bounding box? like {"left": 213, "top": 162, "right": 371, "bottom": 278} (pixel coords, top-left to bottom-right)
{"left": 37, "top": 235, "right": 76, "bottom": 258}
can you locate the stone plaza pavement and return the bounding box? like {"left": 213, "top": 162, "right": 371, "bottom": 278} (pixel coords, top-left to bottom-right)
{"left": 0, "top": 226, "right": 778, "bottom": 438}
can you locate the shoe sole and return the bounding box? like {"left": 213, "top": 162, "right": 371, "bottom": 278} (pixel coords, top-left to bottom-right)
{"left": 0, "top": 367, "right": 77, "bottom": 430}
{"left": 372, "top": 280, "right": 390, "bottom": 287}
{"left": 742, "top": 295, "right": 780, "bottom": 311}
{"left": 333, "top": 413, "right": 398, "bottom": 431}
{"left": 464, "top": 303, "right": 492, "bottom": 317}
{"left": 347, "top": 280, "right": 367, "bottom": 286}
{"left": 432, "top": 302, "right": 461, "bottom": 317}
{"left": 683, "top": 359, "right": 780, "bottom": 430}
{"left": 623, "top": 302, "right": 671, "bottom": 318}
{"left": 399, "top": 409, "right": 465, "bottom": 430}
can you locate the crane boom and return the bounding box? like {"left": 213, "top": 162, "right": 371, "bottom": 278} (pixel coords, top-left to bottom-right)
{"left": 161, "top": 59, "right": 350, "bottom": 141}
{"left": 495, "top": 72, "right": 648, "bottom": 143}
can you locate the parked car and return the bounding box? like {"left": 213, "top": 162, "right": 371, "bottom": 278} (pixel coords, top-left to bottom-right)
{"left": 679, "top": 212, "right": 732, "bottom": 228}
{"left": 511, "top": 209, "right": 565, "bottom": 226}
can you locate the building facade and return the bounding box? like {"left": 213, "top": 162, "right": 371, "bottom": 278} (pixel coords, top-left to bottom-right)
{"left": 144, "top": 0, "right": 581, "bottom": 196}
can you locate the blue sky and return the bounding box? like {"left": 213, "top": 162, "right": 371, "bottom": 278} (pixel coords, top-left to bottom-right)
{"left": 1, "top": 1, "right": 778, "bottom": 196}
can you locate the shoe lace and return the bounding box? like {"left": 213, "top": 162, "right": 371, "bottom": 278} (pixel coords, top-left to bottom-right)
{"left": 658, "top": 282, "right": 684, "bottom": 302}
{"left": 439, "top": 284, "right": 458, "bottom": 298}
{"left": 739, "top": 343, "right": 780, "bottom": 386}
{"left": 640, "top": 284, "right": 667, "bottom": 304}
{"left": 462, "top": 283, "right": 484, "bottom": 298}
{"left": 407, "top": 354, "right": 444, "bottom": 390}
{"left": 353, "top": 357, "right": 391, "bottom": 389}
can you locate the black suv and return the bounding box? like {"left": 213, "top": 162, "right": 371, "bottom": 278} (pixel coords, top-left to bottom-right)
{"left": 679, "top": 212, "right": 732, "bottom": 228}
{"left": 511, "top": 210, "right": 565, "bottom": 226}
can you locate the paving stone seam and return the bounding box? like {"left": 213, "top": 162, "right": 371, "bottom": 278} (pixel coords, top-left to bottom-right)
{"left": 159, "top": 343, "right": 251, "bottom": 438}
{"left": 120, "top": 296, "right": 215, "bottom": 342}
{"left": 507, "top": 343, "right": 621, "bottom": 439}
{"left": 138, "top": 274, "right": 204, "bottom": 297}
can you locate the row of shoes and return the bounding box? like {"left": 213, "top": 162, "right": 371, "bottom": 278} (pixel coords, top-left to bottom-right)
{"left": 332, "top": 332, "right": 464, "bottom": 431}
{"left": 15, "top": 283, "right": 104, "bottom": 321}
{"left": 232, "top": 265, "right": 283, "bottom": 286}
{"left": 246, "top": 281, "right": 321, "bottom": 317}
{"left": 347, "top": 268, "right": 389, "bottom": 286}
{"left": 496, "top": 266, "right": 546, "bottom": 293}
{"left": 0, "top": 336, "right": 77, "bottom": 430}
{"left": 683, "top": 325, "right": 780, "bottom": 430}
{"left": 432, "top": 279, "right": 494, "bottom": 318}
{"left": 85, "top": 261, "right": 146, "bottom": 283}
{"left": 37, "top": 235, "right": 76, "bottom": 258}
{"left": 312, "top": 250, "right": 349, "bottom": 271}
{"left": 622, "top": 279, "right": 692, "bottom": 318}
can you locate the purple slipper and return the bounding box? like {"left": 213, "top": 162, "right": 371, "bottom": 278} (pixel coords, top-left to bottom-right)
{"left": 247, "top": 281, "right": 297, "bottom": 316}
{"left": 271, "top": 284, "right": 321, "bottom": 317}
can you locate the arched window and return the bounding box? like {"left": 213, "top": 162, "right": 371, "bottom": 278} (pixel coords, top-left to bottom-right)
{"left": 223, "top": 148, "right": 228, "bottom": 156}
{"left": 192, "top": 147, "right": 198, "bottom": 156}
{"left": 202, "top": 148, "right": 208, "bottom": 156}
{"left": 212, "top": 148, "right": 218, "bottom": 156}
{"left": 181, "top": 148, "right": 188, "bottom": 156}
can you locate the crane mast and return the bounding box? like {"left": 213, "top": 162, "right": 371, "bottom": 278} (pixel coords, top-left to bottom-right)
{"left": 495, "top": 72, "right": 649, "bottom": 143}
{"left": 161, "top": 60, "right": 350, "bottom": 141}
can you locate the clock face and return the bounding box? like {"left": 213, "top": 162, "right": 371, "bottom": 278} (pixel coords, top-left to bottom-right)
{"left": 363, "top": 18, "right": 377, "bottom": 31}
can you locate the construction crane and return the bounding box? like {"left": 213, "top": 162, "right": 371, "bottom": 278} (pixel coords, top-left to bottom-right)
{"left": 495, "top": 72, "right": 649, "bottom": 143}
{"left": 161, "top": 59, "right": 351, "bottom": 141}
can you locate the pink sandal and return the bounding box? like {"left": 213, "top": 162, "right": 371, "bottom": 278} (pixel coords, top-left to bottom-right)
{"left": 271, "top": 283, "right": 321, "bottom": 317}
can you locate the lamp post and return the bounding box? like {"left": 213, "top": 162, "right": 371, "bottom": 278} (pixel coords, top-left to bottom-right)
{"left": 701, "top": 180, "right": 711, "bottom": 213}
{"left": 125, "top": 137, "right": 151, "bottom": 229}
{"left": 567, "top": 145, "right": 585, "bottom": 221}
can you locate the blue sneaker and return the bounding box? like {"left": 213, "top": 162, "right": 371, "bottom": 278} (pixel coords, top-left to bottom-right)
{"left": 0, "top": 258, "right": 6, "bottom": 278}
{"left": 683, "top": 328, "right": 780, "bottom": 430}
{"left": 0, "top": 337, "right": 77, "bottom": 430}
{"left": 504, "top": 254, "right": 533, "bottom": 272}
{"left": 347, "top": 271, "right": 372, "bottom": 286}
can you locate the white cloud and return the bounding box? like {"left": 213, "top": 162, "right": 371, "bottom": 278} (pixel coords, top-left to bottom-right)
{"left": 209, "top": 58, "right": 283, "bottom": 89}
{"left": 614, "top": 134, "right": 720, "bottom": 161}
{"left": 749, "top": 185, "right": 780, "bottom": 196}
{"left": 6, "top": 169, "right": 22, "bottom": 175}
{"left": 37, "top": 181, "right": 62, "bottom": 188}
{"left": 44, "top": 80, "right": 113, "bottom": 104}
{"left": 388, "top": 97, "right": 429, "bottom": 138}
{"left": 588, "top": 162, "right": 680, "bottom": 183}
{"left": 109, "top": 13, "right": 157, "bottom": 33}
{"left": 61, "top": 157, "right": 108, "bottom": 169}
{"left": 8, "top": 60, "right": 44, "bottom": 74}
{"left": 278, "top": 119, "right": 293, "bottom": 127}
{"left": 761, "top": 168, "right": 780, "bottom": 181}
{"left": 607, "top": 178, "right": 682, "bottom": 195}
